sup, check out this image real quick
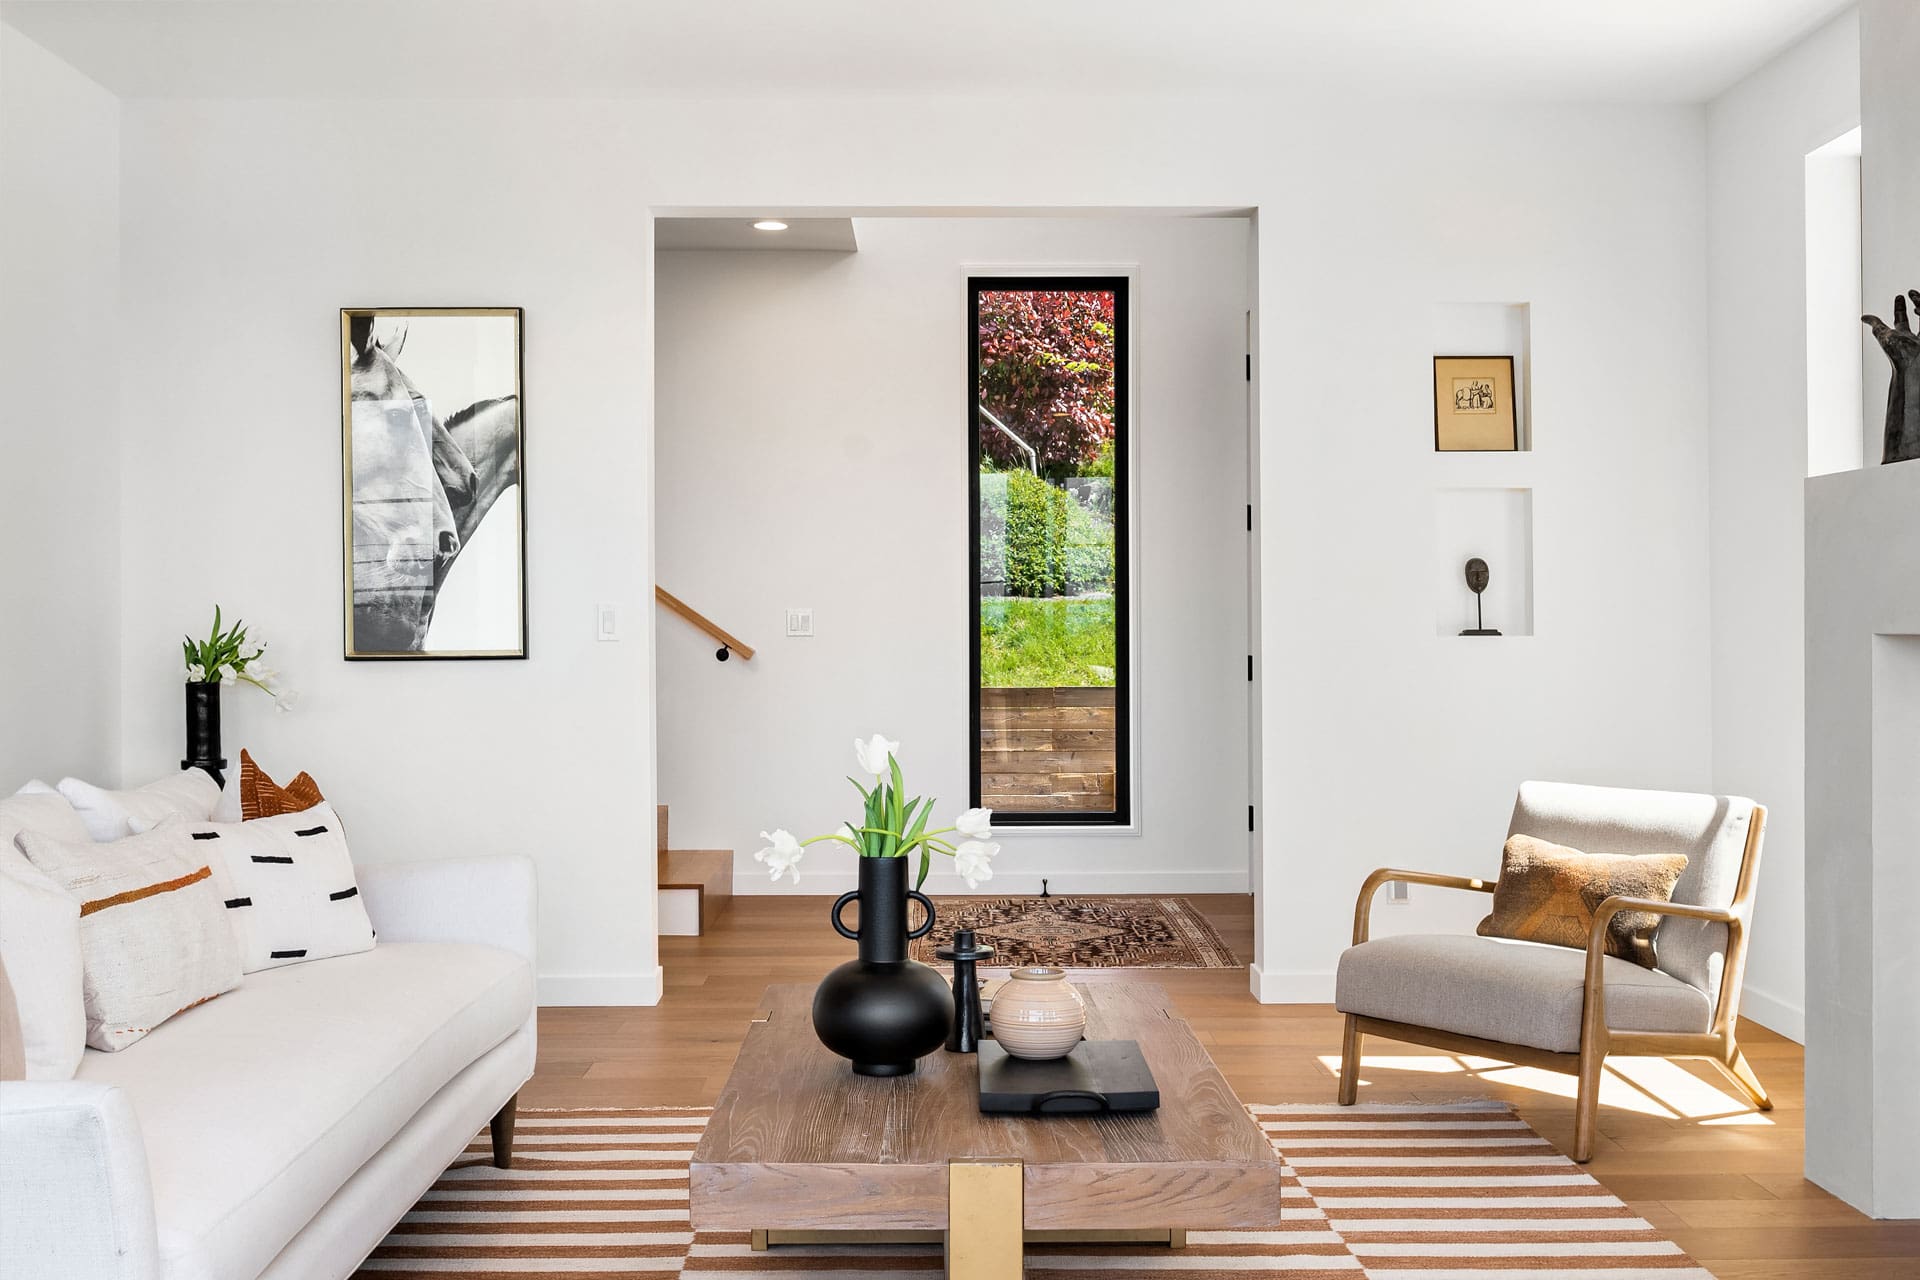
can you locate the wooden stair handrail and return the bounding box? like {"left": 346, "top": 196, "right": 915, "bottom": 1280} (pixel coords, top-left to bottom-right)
{"left": 654, "top": 586, "right": 756, "bottom": 660}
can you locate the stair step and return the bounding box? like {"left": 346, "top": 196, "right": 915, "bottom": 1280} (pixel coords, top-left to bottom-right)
{"left": 657, "top": 847, "right": 732, "bottom": 935}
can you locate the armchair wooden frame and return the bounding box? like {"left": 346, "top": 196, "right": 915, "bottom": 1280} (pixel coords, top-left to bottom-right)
{"left": 1336, "top": 806, "right": 1770, "bottom": 1163}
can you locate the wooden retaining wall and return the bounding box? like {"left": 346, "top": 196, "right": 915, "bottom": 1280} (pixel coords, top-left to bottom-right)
{"left": 978, "top": 685, "right": 1118, "bottom": 813}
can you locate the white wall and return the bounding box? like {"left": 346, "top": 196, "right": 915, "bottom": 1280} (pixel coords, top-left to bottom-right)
{"left": 92, "top": 89, "right": 1719, "bottom": 1004}
{"left": 113, "top": 101, "right": 661, "bottom": 1005}
{"left": 1248, "top": 106, "right": 1717, "bottom": 999}
{"left": 0, "top": 27, "right": 120, "bottom": 787}
{"left": 654, "top": 218, "right": 1251, "bottom": 895}
{"left": 1702, "top": 8, "right": 1860, "bottom": 1042}
{"left": 1804, "top": 0, "right": 1920, "bottom": 1219}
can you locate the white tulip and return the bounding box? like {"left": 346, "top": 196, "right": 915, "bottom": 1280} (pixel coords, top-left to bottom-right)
{"left": 953, "top": 839, "right": 1000, "bottom": 890}
{"left": 853, "top": 734, "right": 900, "bottom": 778}
{"left": 837, "top": 822, "right": 862, "bottom": 851}
{"left": 185, "top": 663, "right": 208, "bottom": 683}
{"left": 955, "top": 807, "right": 994, "bottom": 840}
{"left": 273, "top": 687, "right": 301, "bottom": 713}
{"left": 755, "top": 829, "right": 805, "bottom": 884}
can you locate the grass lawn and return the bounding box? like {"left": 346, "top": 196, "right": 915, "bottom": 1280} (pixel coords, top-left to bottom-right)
{"left": 980, "top": 596, "right": 1115, "bottom": 688}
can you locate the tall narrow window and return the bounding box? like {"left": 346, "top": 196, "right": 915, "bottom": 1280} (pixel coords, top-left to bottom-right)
{"left": 969, "top": 277, "right": 1129, "bottom": 825}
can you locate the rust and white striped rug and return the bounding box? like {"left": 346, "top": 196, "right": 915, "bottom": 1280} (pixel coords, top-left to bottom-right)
{"left": 354, "top": 1103, "right": 1712, "bottom": 1278}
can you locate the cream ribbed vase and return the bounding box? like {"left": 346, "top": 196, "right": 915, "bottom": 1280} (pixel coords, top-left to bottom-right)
{"left": 990, "top": 967, "right": 1086, "bottom": 1060}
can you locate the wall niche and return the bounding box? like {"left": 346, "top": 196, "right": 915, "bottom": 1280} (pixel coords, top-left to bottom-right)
{"left": 1434, "top": 487, "right": 1534, "bottom": 637}
{"left": 1431, "top": 302, "right": 1532, "bottom": 452}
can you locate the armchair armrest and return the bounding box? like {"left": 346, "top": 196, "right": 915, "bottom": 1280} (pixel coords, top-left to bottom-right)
{"left": 0, "top": 1082, "right": 161, "bottom": 1280}
{"left": 359, "top": 854, "right": 537, "bottom": 966}
{"left": 1581, "top": 895, "right": 1744, "bottom": 1034}
{"left": 1352, "top": 867, "right": 1496, "bottom": 945}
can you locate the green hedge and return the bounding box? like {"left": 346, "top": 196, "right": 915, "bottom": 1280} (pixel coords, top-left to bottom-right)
{"left": 978, "top": 470, "right": 1114, "bottom": 598}
{"left": 979, "top": 596, "right": 1117, "bottom": 687}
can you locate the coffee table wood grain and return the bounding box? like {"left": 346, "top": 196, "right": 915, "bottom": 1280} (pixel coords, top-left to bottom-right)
{"left": 689, "top": 981, "right": 1283, "bottom": 1255}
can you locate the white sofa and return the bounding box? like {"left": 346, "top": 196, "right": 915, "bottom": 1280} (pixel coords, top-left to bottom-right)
{"left": 0, "top": 854, "right": 538, "bottom": 1280}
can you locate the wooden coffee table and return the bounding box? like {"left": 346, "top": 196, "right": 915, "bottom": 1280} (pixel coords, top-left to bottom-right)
{"left": 690, "top": 981, "right": 1282, "bottom": 1277}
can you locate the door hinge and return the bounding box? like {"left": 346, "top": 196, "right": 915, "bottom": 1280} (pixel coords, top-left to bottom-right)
{"left": 1247, "top": 654, "right": 1254, "bottom": 682}
{"left": 1244, "top": 352, "right": 1251, "bottom": 382}
{"left": 1248, "top": 805, "right": 1255, "bottom": 832}
{"left": 1246, "top": 503, "right": 1252, "bottom": 531}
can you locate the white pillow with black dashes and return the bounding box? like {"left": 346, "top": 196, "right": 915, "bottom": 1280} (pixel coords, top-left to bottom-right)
{"left": 172, "top": 802, "right": 375, "bottom": 972}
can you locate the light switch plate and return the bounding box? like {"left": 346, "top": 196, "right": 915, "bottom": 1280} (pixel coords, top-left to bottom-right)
{"left": 596, "top": 603, "right": 618, "bottom": 641}
{"left": 786, "top": 608, "right": 814, "bottom": 638}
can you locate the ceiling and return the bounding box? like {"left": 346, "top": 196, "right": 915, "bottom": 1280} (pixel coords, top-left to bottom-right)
{"left": 0, "top": 0, "right": 1852, "bottom": 103}
{"left": 655, "top": 218, "right": 858, "bottom": 253}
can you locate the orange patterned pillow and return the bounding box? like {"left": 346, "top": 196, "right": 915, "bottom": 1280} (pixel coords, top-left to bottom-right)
{"left": 239, "top": 749, "right": 325, "bottom": 821}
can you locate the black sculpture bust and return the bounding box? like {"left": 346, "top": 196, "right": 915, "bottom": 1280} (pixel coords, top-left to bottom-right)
{"left": 1461, "top": 557, "right": 1501, "bottom": 636}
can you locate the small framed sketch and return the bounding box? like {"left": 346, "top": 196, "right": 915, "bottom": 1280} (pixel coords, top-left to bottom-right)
{"left": 341, "top": 307, "right": 526, "bottom": 659}
{"left": 1433, "top": 356, "right": 1517, "bottom": 452}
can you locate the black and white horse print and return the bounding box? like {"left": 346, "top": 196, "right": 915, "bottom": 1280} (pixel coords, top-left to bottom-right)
{"left": 347, "top": 315, "right": 520, "bottom": 653}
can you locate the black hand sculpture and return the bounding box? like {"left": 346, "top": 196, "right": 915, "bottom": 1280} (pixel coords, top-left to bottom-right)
{"left": 1862, "top": 289, "right": 1920, "bottom": 465}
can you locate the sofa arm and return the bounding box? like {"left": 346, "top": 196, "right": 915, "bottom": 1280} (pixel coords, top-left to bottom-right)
{"left": 0, "top": 1082, "right": 162, "bottom": 1280}
{"left": 359, "top": 854, "right": 537, "bottom": 966}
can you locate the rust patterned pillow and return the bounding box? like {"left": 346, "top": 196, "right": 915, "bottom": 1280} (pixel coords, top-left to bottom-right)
{"left": 1476, "top": 834, "right": 1688, "bottom": 969}
{"left": 239, "top": 749, "right": 325, "bottom": 821}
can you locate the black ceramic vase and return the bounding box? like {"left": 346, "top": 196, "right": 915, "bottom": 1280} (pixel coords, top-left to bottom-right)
{"left": 182, "top": 682, "right": 227, "bottom": 787}
{"left": 812, "top": 857, "right": 953, "bottom": 1077}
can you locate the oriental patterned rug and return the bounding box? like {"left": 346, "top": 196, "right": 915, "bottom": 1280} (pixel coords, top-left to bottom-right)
{"left": 909, "top": 894, "right": 1240, "bottom": 969}
{"left": 353, "top": 1103, "right": 1714, "bottom": 1278}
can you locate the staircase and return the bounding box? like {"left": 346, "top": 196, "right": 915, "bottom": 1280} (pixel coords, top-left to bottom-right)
{"left": 656, "top": 804, "right": 733, "bottom": 936}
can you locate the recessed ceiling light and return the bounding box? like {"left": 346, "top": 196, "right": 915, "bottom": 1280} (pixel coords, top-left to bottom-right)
{"left": 753, "top": 220, "right": 789, "bottom": 232}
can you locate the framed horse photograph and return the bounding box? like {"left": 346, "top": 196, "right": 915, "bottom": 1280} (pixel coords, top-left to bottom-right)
{"left": 340, "top": 307, "right": 526, "bottom": 659}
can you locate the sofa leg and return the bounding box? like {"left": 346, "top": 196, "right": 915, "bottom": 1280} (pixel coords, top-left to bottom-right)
{"left": 1337, "top": 1015, "right": 1361, "bottom": 1105}
{"left": 1720, "top": 1044, "right": 1773, "bottom": 1112}
{"left": 490, "top": 1094, "right": 518, "bottom": 1170}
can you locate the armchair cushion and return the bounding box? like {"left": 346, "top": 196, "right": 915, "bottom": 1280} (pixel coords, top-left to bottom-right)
{"left": 1508, "top": 781, "right": 1756, "bottom": 1003}
{"left": 1335, "top": 933, "right": 1711, "bottom": 1054}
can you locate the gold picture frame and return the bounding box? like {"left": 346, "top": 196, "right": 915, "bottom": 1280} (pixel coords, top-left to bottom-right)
{"left": 340, "top": 307, "right": 526, "bottom": 659}
{"left": 1433, "top": 355, "right": 1517, "bottom": 452}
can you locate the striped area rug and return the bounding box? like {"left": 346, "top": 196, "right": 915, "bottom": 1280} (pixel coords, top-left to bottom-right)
{"left": 354, "top": 1103, "right": 1713, "bottom": 1279}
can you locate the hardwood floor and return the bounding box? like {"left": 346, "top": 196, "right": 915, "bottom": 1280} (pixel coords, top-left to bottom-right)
{"left": 526, "top": 893, "right": 1918, "bottom": 1276}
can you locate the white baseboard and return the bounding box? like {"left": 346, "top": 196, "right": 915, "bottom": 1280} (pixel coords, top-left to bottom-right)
{"left": 539, "top": 968, "right": 663, "bottom": 1008}
{"left": 732, "top": 870, "right": 1252, "bottom": 896}
{"left": 1737, "top": 984, "right": 1804, "bottom": 1043}
{"left": 1249, "top": 964, "right": 1335, "bottom": 1004}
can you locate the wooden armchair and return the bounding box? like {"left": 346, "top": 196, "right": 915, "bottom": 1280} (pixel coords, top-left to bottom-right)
{"left": 1334, "top": 780, "right": 1770, "bottom": 1162}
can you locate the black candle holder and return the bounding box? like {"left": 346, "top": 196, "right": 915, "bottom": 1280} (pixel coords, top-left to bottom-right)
{"left": 937, "top": 928, "right": 996, "bottom": 1054}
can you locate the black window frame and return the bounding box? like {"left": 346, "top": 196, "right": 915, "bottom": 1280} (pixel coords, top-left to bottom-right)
{"left": 967, "top": 274, "right": 1132, "bottom": 827}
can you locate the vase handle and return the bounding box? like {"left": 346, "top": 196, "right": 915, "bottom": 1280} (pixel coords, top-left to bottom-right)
{"left": 830, "top": 890, "right": 861, "bottom": 941}
{"left": 905, "top": 890, "right": 936, "bottom": 940}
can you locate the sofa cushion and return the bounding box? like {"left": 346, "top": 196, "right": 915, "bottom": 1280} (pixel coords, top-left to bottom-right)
{"left": 0, "top": 859, "right": 85, "bottom": 1079}
{"left": 58, "top": 770, "right": 223, "bottom": 842}
{"left": 16, "top": 822, "right": 243, "bottom": 1052}
{"left": 1335, "top": 933, "right": 1711, "bottom": 1055}
{"left": 237, "top": 750, "right": 326, "bottom": 821}
{"left": 161, "top": 804, "right": 376, "bottom": 974}
{"left": 76, "top": 941, "right": 533, "bottom": 1280}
